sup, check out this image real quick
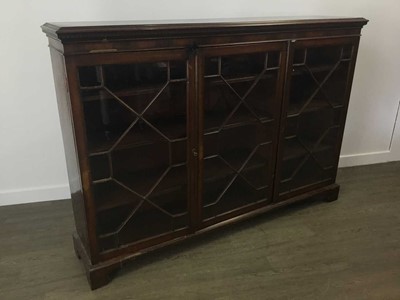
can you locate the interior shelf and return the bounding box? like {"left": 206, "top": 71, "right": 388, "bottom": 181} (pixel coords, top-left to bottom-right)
{"left": 94, "top": 166, "right": 186, "bottom": 212}
{"left": 287, "top": 99, "right": 343, "bottom": 117}
{"left": 202, "top": 176, "right": 268, "bottom": 220}
{"left": 204, "top": 148, "right": 267, "bottom": 181}
{"left": 291, "top": 64, "right": 337, "bottom": 76}
{"left": 98, "top": 206, "right": 189, "bottom": 251}
{"left": 283, "top": 137, "right": 334, "bottom": 162}
{"left": 88, "top": 116, "right": 187, "bottom": 154}
{"left": 205, "top": 71, "right": 277, "bottom": 85}
{"left": 94, "top": 180, "right": 139, "bottom": 213}
{"left": 80, "top": 84, "right": 169, "bottom": 101}
{"left": 204, "top": 110, "right": 273, "bottom": 134}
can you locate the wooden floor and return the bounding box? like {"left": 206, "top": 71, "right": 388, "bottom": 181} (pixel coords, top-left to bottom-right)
{"left": 1, "top": 162, "right": 400, "bottom": 299}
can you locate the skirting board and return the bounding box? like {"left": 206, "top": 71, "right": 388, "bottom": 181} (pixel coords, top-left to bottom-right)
{"left": 0, "top": 150, "right": 399, "bottom": 207}
{"left": 338, "top": 150, "right": 395, "bottom": 168}
{"left": 0, "top": 184, "right": 70, "bottom": 207}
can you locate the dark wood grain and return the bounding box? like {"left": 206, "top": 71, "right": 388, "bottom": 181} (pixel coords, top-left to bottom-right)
{"left": 41, "top": 17, "right": 368, "bottom": 43}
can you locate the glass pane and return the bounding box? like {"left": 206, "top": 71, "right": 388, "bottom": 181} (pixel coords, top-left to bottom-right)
{"left": 202, "top": 51, "right": 281, "bottom": 221}
{"left": 279, "top": 43, "right": 354, "bottom": 195}
{"left": 81, "top": 89, "right": 137, "bottom": 153}
{"left": 78, "top": 60, "right": 189, "bottom": 251}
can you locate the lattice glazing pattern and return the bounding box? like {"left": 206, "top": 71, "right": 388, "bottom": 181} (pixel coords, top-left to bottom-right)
{"left": 78, "top": 61, "right": 188, "bottom": 251}
{"left": 279, "top": 44, "right": 354, "bottom": 194}
{"left": 202, "top": 51, "right": 281, "bottom": 220}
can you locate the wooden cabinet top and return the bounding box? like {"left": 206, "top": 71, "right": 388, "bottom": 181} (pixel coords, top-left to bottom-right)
{"left": 42, "top": 17, "right": 368, "bottom": 43}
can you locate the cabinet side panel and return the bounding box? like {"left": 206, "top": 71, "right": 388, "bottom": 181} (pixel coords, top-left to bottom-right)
{"left": 49, "top": 47, "right": 90, "bottom": 255}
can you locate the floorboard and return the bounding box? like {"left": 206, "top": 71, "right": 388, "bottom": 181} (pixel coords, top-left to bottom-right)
{"left": 0, "top": 162, "right": 399, "bottom": 299}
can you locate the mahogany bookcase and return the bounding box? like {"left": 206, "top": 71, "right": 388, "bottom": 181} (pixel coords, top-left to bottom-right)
{"left": 42, "top": 17, "right": 368, "bottom": 289}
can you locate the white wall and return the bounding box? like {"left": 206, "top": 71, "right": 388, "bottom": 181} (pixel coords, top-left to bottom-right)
{"left": 1, "top": 0, "right": 399, "bottom": 206}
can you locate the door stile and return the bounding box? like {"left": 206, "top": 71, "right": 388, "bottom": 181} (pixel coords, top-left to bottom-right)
{"left": 187, "top": 47, "right": 202, "bottom": 232}
{"left": 272, "top": 40, "right": 296, "bottom": 203}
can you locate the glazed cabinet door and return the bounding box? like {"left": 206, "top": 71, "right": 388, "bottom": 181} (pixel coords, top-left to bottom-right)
{"left": 69, "top": 50, "right": 194, "bottom": 254}
{"left": 275, "top": 37, "right": 360, "bottom": 201}
{"left": 197, "top": 42, "right": 287, "bottom": 227}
